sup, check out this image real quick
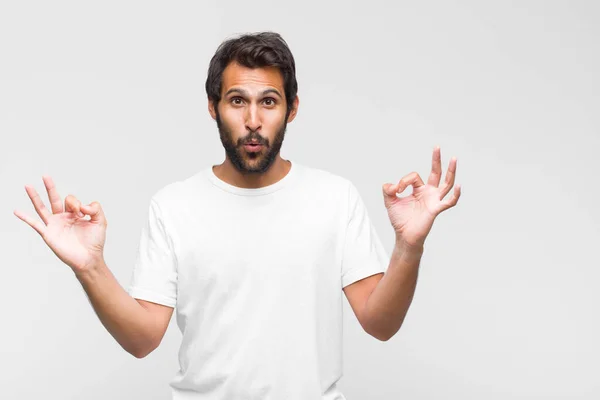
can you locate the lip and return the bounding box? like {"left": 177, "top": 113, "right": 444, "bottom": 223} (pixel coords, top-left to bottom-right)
{"left": 244, "top": 144, "right": 263, "bottom": 153}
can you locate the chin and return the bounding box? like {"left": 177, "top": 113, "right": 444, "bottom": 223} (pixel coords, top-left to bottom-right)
{"left": 230, "top": 153, "right": 265, "bottom": 173}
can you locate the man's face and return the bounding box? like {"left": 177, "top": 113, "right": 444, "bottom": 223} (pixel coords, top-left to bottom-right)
{"left": 209, "top": 61, "right": 298, "bottom": 174}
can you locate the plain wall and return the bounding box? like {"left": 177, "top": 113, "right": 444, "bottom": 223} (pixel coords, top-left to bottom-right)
{"left": 1, "top": 1, "right": 598, "bottom": 398}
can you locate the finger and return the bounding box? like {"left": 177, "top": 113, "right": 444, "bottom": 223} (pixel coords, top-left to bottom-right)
{"left": 395, "top": 172, "right": 425, "bottom": 195}
{"left": 427, "top": 145, "right": 442, "bottom": 187}
{"left": 81, "top": 201, "right": 107, "bottom": 225}
{"left": 42, "top": 176, "right": 64, "bottom": 214}
{"left": 24, "top": 185, "right": 52, "bottom": 225}
{"left": 382, "top": 183, "right": 396, "bottom": 197}
{"left": 14, "top": 209, "right": 47, "bottom": 237}
{"left": 438, "top": 184, "right": 461, "bottom": 213}
{"left": 64, "top": 195, "right": 84, "bottom": 218}
{"left": 439, "top": 157, "right": 457, "bottom": 199}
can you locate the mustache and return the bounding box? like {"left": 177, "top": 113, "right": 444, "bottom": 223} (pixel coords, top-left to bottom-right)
{"left": 239, "top": 132, "right": 268, "bottom": 146}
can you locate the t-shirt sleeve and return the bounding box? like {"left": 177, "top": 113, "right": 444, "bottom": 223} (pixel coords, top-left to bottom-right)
{"left": 127, "top": 198, "right": 178, "bottom": 307}
{"left": 341, "top": 181, "right": 389, "bottom": 288}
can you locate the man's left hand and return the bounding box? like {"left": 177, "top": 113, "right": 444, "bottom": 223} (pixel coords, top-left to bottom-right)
{"left": 382, "top": 146, "right": 461, "bottom": 248}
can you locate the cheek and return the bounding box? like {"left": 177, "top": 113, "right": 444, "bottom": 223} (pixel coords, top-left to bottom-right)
{"left": 220, "top": 108, "right": 245, "bottom": 128}
{"left": 263, "top": 110, "right": 287, "bottom": 127}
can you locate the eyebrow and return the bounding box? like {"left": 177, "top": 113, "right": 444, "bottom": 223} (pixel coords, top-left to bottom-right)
{"left": 224, "top": 88, "right": 283, "bottom": 99}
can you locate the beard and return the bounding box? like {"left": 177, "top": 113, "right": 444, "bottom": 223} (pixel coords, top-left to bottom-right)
{"left": 215, "top": 108, "right": 289, "bottom": 174}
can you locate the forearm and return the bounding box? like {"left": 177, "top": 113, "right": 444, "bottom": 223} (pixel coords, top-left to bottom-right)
{"left": 74, "top": 260, "right": 156, "bottom": 358}
{"left": 364, "top": 241, "right": 424, "bottom": 341}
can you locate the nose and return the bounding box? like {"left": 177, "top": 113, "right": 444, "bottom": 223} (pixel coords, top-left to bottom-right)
{"left": 244, "top": 103, "right": 262, "bottom": 132}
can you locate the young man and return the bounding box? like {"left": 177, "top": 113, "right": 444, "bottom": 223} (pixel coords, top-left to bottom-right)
{"left": 14, "top": 32, "right": 460, "bottom": 399}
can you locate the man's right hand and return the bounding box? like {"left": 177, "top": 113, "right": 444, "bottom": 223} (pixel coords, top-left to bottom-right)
{"left": 14, "top": 176, "right": 108, "bottom": 274}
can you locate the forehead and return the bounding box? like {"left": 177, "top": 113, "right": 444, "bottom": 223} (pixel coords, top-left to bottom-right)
{"left": 221, "top": 61, "right": 284, "bottom": 94}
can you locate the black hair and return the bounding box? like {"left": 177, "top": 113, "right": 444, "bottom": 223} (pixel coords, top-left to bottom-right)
{"left": 205, "top": 31, "right": 298, "bottom": 114}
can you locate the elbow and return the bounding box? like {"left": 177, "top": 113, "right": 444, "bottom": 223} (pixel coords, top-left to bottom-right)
{"left": 377, "top": 334, "right": 392, "bottom": 342}
{"left": 364, "top": 318, "right": 399, "bottom": 342}
{"left": 362, "top": 304, "right": 401, "bottom": 341}
{"left": 365, "top": 322, "right": 394, "bottom": 341}
{"left": 132, "top": 349, "right": 149, "bottom": 359}
{"left": 129, "top": 341, "right": 157, "bottom": 359}
{"left": 131, "top": 347, "right": 152, "bottom": 359}
{"left": 365, "top": 313, "right": 406, "bottom": 342}
{"left": 368, "top": 329, "right": 393, "bottom": 342}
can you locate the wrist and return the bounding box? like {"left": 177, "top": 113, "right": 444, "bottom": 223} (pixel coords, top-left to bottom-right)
{"left": 394, "top": 238, "right": 424, "bottom": 260}
{"left": 73, "top": 257, "right": 107, "bottom": 281}
{"left": 395, "top": 236, "right": 424, "bottom": 252}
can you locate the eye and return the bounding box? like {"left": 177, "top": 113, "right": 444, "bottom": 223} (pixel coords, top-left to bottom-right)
{"left": 263, "top": 97, "right": 276, "bottom": 106}
{"left": 231, "top": 97, "right": 244, "bottom": 105}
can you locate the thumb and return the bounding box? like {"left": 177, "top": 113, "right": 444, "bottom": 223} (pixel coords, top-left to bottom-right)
{"left": 81, "top": 202, "right": 107, "bottom": 225}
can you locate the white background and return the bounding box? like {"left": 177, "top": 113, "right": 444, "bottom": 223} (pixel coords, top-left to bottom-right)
{"left": 1, "top": 1, "right": 599, "bottom": 399}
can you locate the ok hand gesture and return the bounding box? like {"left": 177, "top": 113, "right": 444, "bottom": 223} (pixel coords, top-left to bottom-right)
{"left": 14, "top": 176, "right": 108, "bottom": 273}
{"left": 382, "top": 146, "right": 461, "bottom": 248}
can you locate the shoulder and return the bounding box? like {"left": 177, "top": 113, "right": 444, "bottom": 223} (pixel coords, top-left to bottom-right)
{"left": 299, "top": 164, "right": 364, "bottom": 209}
{"left": 148, "top": 169, "right": 207, "bottom": 209}
{"left": 297, "top": 163, "right": 354, "bottom": 192}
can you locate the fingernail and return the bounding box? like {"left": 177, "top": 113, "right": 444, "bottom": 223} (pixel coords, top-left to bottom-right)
{"left": 78, "top": 211, "right": 84, "bottom": 217}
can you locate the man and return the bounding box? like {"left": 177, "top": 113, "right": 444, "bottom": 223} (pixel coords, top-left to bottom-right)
{"left": 14, "top": 31, "right": 460, "bottom": 399}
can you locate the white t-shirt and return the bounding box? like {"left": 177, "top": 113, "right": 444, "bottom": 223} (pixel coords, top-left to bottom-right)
{"left": 127, "top": 161, "right": 389, "bottom": 400}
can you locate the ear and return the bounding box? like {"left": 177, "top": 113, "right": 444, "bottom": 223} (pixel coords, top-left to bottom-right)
{"left": 208, "top": 99, "right": 217, "bottom": 121}
{"left": 286, "top": 95, "right": 300, "bottom": 123}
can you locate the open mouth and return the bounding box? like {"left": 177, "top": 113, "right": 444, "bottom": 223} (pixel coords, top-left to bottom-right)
{"left": 244, "top": 143, "right": 263, "bottom": 152}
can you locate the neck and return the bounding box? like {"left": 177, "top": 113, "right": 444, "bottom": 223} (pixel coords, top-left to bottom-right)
{"left": 213, "top": 156, "right": 292, "bottom": 189}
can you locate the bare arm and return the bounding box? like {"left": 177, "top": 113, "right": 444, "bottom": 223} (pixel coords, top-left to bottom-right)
{"left": 368, "top": 146, "right": 460, "bottom": 340}
{"left": 14, "top": 176, "right": 172, "bottom": 359}
{"left": 362, "top": 241, "right": 422, "bottom": 341}
{"left": 75, "top": 259, "right": 173, "bottom": 358}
